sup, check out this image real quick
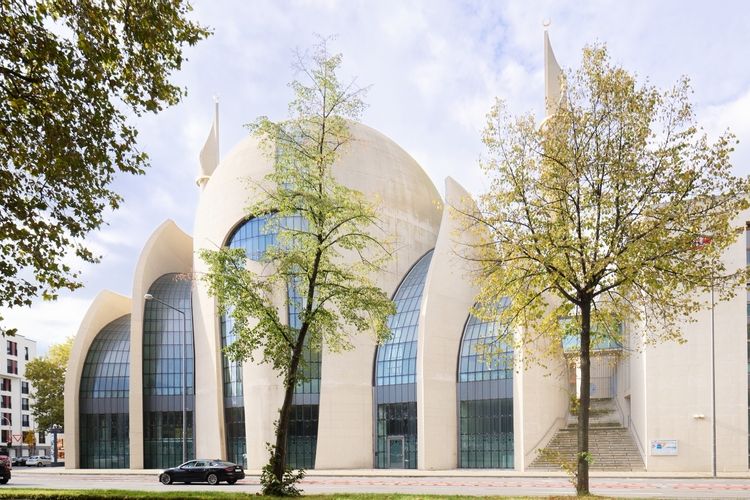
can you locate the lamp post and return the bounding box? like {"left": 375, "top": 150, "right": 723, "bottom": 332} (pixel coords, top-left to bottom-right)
{"left": 144, "top": 293, "right": 189, "bottom": 463}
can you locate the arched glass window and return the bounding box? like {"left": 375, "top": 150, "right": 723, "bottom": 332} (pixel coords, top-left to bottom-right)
{"left": 222, "top": 214, "right": 319, "bottom": 468}
{"left": 373, "top": 250, "right": 433, "bottom": 469}
{"left": 79, "top": 314, "right": 130, "bottom": 468}
{"left": 142, "top": 273, "right": 194, "bottom": 469}
{"left": 457, "top": 306, "right": 514, "bottom": 469}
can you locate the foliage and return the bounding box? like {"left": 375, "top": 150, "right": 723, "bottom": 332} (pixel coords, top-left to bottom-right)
{"left": 0, "top": 0, "right": 210, "bottom": 335}
{"left": 260, "top": 442, "right": 307, "bottom": 497}
{"left": 467, "top": 44, "right": 749, "bottom": 495}
{"left": 25, "top": 337, "right": 73, "bottom": 432}
{"left": 22, "top": 429, "right": 36, "bottom": 454}
{"left": 200, "top": 39, "right": 395, "bottom": 494}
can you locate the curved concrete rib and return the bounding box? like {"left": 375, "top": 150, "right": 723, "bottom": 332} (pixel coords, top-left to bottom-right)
{"left": 417, "top": 177, "right": 479, "bottom": 469}
{"left": 64, "top": 290, "right": 131, "bottom": 468}
{"left": 129, "top": 219, "right": 195, "bottom": 468}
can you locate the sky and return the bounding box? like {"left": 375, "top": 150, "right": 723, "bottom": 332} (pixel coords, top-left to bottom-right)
{"left": 4, "top": 0, "right": 750, "bottom": 354}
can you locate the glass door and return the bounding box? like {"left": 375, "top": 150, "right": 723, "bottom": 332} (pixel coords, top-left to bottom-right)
{"left": 387, "top": 436, "right": 405, "bottom": 469}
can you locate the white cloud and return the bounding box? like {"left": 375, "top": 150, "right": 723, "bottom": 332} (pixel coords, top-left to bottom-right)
{"left": 11, "top": 0, "right": 750, "bottom": 351}
{"left": 1, "top": 296, "right": 93, "bottom": 355}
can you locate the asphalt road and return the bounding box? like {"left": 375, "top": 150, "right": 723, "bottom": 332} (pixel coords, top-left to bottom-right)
{"left": 7, "top": 470, "right": 750, "bottom": 498}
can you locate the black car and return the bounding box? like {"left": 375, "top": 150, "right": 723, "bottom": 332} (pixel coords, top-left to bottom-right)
{"left": 159, "top": 459, "right": 245, "bottom": 485}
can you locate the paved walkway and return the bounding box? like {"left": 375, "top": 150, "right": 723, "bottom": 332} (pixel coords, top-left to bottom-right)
{"left": 10, "top": 469, "right": 750, "bottom": 498}
{"left": 24, "top": 466, "right": 750, "bottom": 479}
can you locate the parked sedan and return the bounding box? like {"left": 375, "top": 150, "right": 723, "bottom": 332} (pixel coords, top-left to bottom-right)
{"left": 158, "top": 459, "right": 245, "bottom": 485}
{"left": 25, "top": 456, "right": 51, "bottom": 467}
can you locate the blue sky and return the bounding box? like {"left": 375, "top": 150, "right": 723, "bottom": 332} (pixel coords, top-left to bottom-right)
{"left": 5, "top": 0, "right": 750, "bottom": 353}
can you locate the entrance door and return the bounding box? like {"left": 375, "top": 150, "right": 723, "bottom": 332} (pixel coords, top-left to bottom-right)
{"left": 387, "top": 436, "right": 405, "bottom": 469}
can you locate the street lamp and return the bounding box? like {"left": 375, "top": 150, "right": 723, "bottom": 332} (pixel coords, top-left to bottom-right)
{"left": 144, "top": 293, "right": 190, "bottom": 463}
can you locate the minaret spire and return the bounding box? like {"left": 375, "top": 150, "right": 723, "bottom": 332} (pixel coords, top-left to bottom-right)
{"left": 544, "top": 23, "right": 563, "bottom": 118}
{"left": 196, "top": 98, "right": 220, "bottom": 189}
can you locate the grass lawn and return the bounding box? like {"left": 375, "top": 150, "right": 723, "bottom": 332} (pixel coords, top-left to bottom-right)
{"left": 0, "top": 490, "right": 623, "bottom": 500}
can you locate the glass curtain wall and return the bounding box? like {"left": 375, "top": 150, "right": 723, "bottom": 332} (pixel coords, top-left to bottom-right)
{"left": 457, "top": 308, "right": 514, "bottom": 468}
{"left": 746, "top": 226, "right": 749, "bottom": 468}
{"left": 373, "top": 250, "right": 433, "bottom": 469}
{"left": 223, "top": 214, "right": 319, "bottom": 468}
{"left": 79, "top": 315, "right": 130, "bottom": 468}
{"left": 143, "top": 273, "right": 195, "bottom": 468}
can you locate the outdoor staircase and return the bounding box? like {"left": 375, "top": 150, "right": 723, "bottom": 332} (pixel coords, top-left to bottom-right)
{"left": 529, "top": 398, "right": 645, "bottom": 471}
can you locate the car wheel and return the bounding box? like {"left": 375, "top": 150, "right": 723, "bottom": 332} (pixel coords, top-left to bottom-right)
{"left": 227, "top": 479, "right": 237, "bottom": 485}
{"left": 206, "top": 473, "right": 219, "bottom": 485}
{"left": 159, "top": 473, "right": 172, "bottom": 485}
{"left": 36, "top": 463, "right": 43, "bottom": 467}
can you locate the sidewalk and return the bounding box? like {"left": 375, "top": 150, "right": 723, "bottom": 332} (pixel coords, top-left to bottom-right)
{"left": 17, "top": 467, "right": 750, "bottom": 479}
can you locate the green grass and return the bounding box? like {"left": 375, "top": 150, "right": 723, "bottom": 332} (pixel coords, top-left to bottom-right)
{"left": 0, "top": 490, "right": 619, "bottom": 500}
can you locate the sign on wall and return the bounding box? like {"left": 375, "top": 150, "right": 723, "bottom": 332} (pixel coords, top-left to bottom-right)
{"left": 650, "top": 439, "right": 678, "bottom": 456}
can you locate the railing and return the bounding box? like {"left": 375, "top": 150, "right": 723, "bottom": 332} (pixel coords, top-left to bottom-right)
{"left": 629, "top": 415, "right": 646, "bottom": 463}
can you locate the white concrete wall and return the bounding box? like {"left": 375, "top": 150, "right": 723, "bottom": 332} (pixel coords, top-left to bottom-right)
{"left": 129, "top": 220, "right": 194, "bottom": 468}
{"left": 416, "top": 177, "right": 477, "bottom": 470}
{"left": 626, "top": 210, "right": 749, "bottom": 472}
{"left": 194, "top": 122, "right": 443, "bottom": 469}
{"left": 519, "top": 343, "right": 569, "bottom": 469}
{"left": 64, "top": 291, "right": 131, "bottom": 468}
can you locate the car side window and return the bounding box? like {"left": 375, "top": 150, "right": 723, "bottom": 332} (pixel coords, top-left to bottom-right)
{"left": 194, "top": 461, "right": 206, "bottom": 467}
{"left": 181, "top": 461, "right": 196, "bottom": 468}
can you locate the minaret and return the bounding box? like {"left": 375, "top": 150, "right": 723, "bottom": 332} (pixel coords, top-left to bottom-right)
{"left": 544, "top": 26, "right": 563, "bottom": 118}
{"left": 196, "top": 99, "right": 219, "bottom": 189}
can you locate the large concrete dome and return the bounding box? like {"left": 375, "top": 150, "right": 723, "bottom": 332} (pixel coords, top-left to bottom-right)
{"left": 193, "top": 121, "right": 442, "bottom": 253}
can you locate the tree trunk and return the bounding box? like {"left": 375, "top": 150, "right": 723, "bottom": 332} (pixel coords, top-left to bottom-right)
{"left": 271, "top": 339, "right": 305, "bottom": 482}
{"left": 576, "top": 298, "right": 592, "bottom": 496}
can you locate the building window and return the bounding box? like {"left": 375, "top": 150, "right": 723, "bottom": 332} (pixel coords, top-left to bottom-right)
{"left": 142, "top": 274, "right": 195, "bottom": 469}
{"left": 0, "top": 396, "right": 10, "bottom": 409}
{"left": 457, "top": 308, "right": 514, "bottom": 469}
{"left": 38, "top": 432, "right": 45, "bottom": 444}
{"left": 0, "top": 379, "right": 10, "bottom": 392}
{"left": 1, "top": 413, "right": 11, "bottom": 426}
{"left": 79, "top": 314, "right": 131, "bottom": 469}
{"left": 0, "top": 430, "right": 9, "bottom": 445}
{"left": 6, "top": 341, "right": 16, "bottom": 357}
{"left": 221, "top": 214, "right": 313, "bottom": 467}
{"left": 21, "top": 414, "right": 29, "bottom": 427}
{"left": 24, "top": 347, "right": 28, "bottom": 361}
{"left": 21, "top": 398, "right": 28, "bottom": 411}
{"left": 373, "top": 250, "right": 433, "bottom": 469}
{"left": 6, "top": 360, "right": 17, "bottom": 375}
{"left": 143, "top": 410, "right": 193, "bottom": 469}
{"left": 21, "top": 381, "right": 28, "bottom": 394}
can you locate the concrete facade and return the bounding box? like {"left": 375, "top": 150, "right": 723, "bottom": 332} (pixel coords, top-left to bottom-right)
{"left": 63, "top": 34, "right": 750, "bottom": 474}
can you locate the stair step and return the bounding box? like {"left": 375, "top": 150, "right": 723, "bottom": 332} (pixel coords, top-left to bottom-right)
{"left": 530, "top": 404, "right": 644, "bottom": 472}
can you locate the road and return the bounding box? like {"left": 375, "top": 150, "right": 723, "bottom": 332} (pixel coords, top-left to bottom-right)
{"left": 6, "top": 470, "right": 750, "bottom": 498}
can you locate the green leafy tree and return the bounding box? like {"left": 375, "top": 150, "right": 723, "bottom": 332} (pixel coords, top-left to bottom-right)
{"left": 469, "top": 45, "right": 749, "bottom": 495}
{"left": 0, "top": 0, "right": 210, "bottom": 334}
{"left": 200, "top": 40, "right": 395, "bottom": 496}
{"left": 25, "top": 337, "right": 74, "bottom": 432}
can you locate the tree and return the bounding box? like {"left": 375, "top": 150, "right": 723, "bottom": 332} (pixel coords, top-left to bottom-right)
{"left": 25, "top": 337, "right": 74, "bottom": 432}
{"left": 468, "top": 45, "right": 749, "bottom": 495}
{"left": 23, "top": 430, "right": 35, "bottom": 455}
{"left": 0, "top": 0, "right": 210, "bottom": 335}
{"left": 200, "top": 40, "right": 395, "bottom": 496}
